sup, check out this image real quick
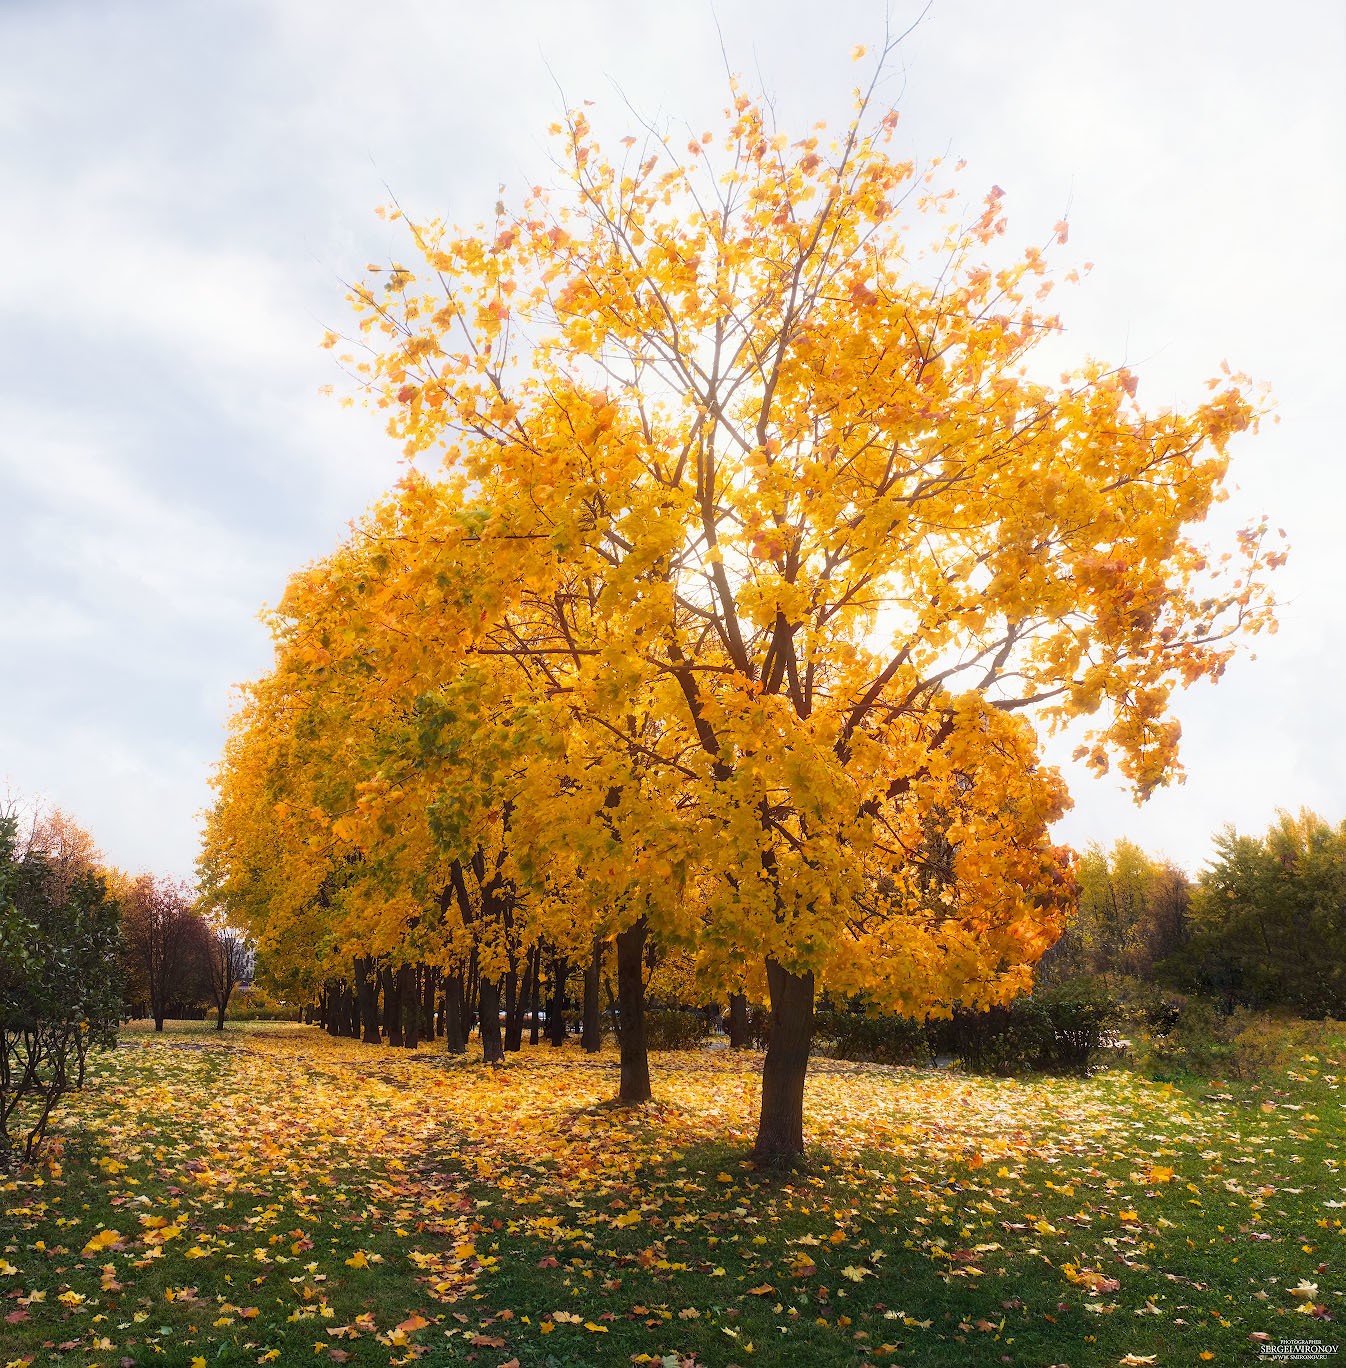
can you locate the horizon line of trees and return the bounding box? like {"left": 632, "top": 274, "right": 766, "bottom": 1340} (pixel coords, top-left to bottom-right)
{"left": 1041, "top": 807, "right": 1346, "bottom": 1018}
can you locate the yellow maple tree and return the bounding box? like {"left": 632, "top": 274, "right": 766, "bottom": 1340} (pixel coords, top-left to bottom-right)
{"left": 222, "top": 46, "right": 1282, "bottom": 1160}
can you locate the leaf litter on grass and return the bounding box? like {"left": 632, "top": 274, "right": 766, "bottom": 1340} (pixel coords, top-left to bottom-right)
{"left": 0, "top": 1020, "right": 1340, "bottom": 1366}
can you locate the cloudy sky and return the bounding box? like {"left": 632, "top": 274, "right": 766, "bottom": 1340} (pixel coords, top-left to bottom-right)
{"left": 2, "top": 0, "right": 1343, "bottom": 882}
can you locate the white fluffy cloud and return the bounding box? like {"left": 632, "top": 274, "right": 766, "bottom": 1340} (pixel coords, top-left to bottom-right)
{"left": 1, "top": 0, "right": 1342, "bottom": 877}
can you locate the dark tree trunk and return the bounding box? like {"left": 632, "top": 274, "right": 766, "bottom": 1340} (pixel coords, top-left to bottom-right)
{"left": 383, "top": 965, "right": 403, "bottom": 1048}
{"left": 547, "top": 955, "right": 568, "bottom": 1046}
{"left": 154, "top": 1012, "right": 165, "bottom": 1032}
{"left": 463, "top": 947, "right": 479, "bottom": 1044}
{"left": 325, "top": 982, "right": 341, "bottom": 1036}
{"left": 400, "top": 964, "right": 419, "bottom": 1049}
{"left": 728, "top": 992, "right": 750, "bottom": 1049}
{"left": 443, "top": 972, "right": 466, "bottom": 1054}
{"left": 582, "top": 936, "right": 603, "bottom": 1053}
{"left": 615, "top": 918, "right": 652, "bottom": 1103}
{"left": 503, "top": 951, "right": 523, "bottom": 1051}
{"left": 751, "top": 960, "right": 815, "bottom": 1164}
{"left": 421, "top": 965, "right": 437, "bottom": 1039}
{"left": 527, "top": 944, "right": 542, "bottom": 1046}
{"left": 343, "top": 981, "right": 360, "bottom": 1037}
{"left": 356, "top": 957, "right": 381, "bottom": 1045}
{"left": 215, "top": 1003, "right": 226, "bottom": 1031}
{"left": 479, "top": 976, "right": 505, "bottom": 1065}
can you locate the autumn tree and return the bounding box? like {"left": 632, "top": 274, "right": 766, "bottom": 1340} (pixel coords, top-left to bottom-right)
{"left": 121, "top": 874, "right": 202, "bottom": 1031}
{"left": 201, "top": 506, "right": 622, "bottom": 1073}
{"left": 311, "top": 45, "right": 1282, "bottom": 1159}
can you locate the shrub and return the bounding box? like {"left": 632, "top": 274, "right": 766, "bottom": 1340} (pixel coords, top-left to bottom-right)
{"left": 644, "top": 1009, "right": 711, "bottom": 1051}
{"left": 969, "top": 997, "right": 1052, "bottom": 1074}
{"left": 1036, "top": 978, "right": 1120, "bottom": 1073}
{"left": 1, "top": 816, "right": 121, "bottom": 1165}
{"left": 1123, "top": 995, "right": 1335, "bottom": 1082}
{"left": 745, "top": 1003, "right": 772, "bottom": 1049}
{"left": 814, "top": 1010, "right": 931, "bottom": 1066}
{"left": 925, "top": 980, "right": 1120, "bottom": 1076}
{"left": 226, "top": 985, "right": 293, "bottom": 1022}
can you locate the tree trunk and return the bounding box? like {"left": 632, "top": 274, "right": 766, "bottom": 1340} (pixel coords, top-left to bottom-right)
{"left": 421, "top": 965, "right": 437, "bottom": 1039}
{"left": 503, "top": 952, "right": 522, "bottom": 1056}
{"left": 463, "top": 947, "right": 479, "bottom": 1044}
{"left": 527, "top": 945, "right": 542, "bottom": 1046}
{"left": 582, "top": 936, "right": 602, "bottom": 1053}
{"left": 215, "top": 1002, "right": 225, "bottom": 1031}
{"left": 615, "top": 918, "right": 651, "bottom": 1104}
{"left": 479, "top": 976, "right": 505, "bottom": 1065}
{"left": 503, "top": 958, "right": 524, "bottom": 1053}
{"left": 751, "top": 960, "right": 815, "bottom": 1165}
{"left": 728, "top": 992, "right": 750, "bottom": 1048}
{"left": 443, "top": 972, "right": 466, "bottom": 1054}
{"left": 547, "top": 955, "right": 568, "bottom": 1046}
{"left": 400, "top": 964, "right": 419, "bottom": 1049}
{"left": 356, "top": 957, "right": 381, "bottom": 1045}
{"left": 383, "top": 965, "right": 403, "bottom": 1048}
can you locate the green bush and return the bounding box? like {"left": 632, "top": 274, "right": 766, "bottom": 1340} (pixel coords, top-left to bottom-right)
{"left": 644, "top": 1008, "right": 710, "bottom": 1050}
{"left": 814, "top": 1010, "right": 931, "bottom": 1066}
{"left": 925, "top": 979, "right": 1119, "bottom": 1076}
{"left": 949, "top": 997, "right": 1053, "bottom": 1075}
{"left": 745, "top": 1003, "right": 772, "bottom": 1049}
{"left": 1123, "top": 992, "right": 1335, "bottom": 1082}
{"left": 226, "top": 985, "right": 294, "bottom": 1023}
{"left": 2, "top": 816, "right": 121, "bottom": 1164}
{"left": 1035, "top": 978, "right": 1120, "bottom": 1072}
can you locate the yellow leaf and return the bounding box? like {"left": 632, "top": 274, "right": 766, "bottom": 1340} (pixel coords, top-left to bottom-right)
{"left": 81, "top": 1228, "right": 121, "bottom": 1256}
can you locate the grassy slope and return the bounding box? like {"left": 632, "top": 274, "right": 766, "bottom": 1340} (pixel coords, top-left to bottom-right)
{"left": 1, "top": 1021, "right": 1341, "bottom": 1367}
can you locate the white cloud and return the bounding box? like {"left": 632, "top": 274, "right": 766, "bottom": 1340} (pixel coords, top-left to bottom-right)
{"left": 1, "top": 0, "right": 1343, "bottom": 881}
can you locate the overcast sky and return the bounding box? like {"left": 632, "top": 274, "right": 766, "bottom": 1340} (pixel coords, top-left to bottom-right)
{"left": 2, "top": 0, "right": 1343, "bottom": 882}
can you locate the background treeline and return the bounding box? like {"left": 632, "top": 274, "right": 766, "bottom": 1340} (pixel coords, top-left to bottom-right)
{"left": 1045, "top": 807, "right": 1346, "bottom": 1016}
{"left": 813, "top": 807, "right": 1346, "bottom": 1080}
{"left": 0, "top": 799, "right": 252, "bottom": 1163}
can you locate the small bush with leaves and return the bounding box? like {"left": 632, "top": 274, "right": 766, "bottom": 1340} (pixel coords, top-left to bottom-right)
{"left": 1035, "top": 978, "right": 1120, "bottom": 1072}
{"left": 643, "top": 1009, "right": 711, "bottom": 1051}
{"left": 814, "top": 1009, "right": 932, "bottom": 1066}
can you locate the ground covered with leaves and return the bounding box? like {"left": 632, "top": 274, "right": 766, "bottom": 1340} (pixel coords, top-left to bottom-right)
{"left": 2, "top": 1022, "right": 1341, "bottom": 1367}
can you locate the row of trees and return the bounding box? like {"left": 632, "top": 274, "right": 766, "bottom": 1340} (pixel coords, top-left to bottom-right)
{"left": 1046, "top": 809, "right": 1346, "bottom": 1017}
{"left": 203, "top": 49, "right": 1279, "bottom": 1161}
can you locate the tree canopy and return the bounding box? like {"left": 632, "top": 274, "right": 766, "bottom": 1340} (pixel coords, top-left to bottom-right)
{"left": 208, "top": 50, "right": 1280, "bottom": 1160}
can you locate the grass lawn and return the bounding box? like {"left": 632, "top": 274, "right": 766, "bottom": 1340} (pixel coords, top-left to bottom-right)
{"left": 2, "top": 1020, "right": 1341, "bottom": 1367}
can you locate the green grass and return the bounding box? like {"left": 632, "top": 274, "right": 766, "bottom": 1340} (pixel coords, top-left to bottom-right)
{"left": 1, "top": 1020, "right": 1341, "bottom": 1366}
